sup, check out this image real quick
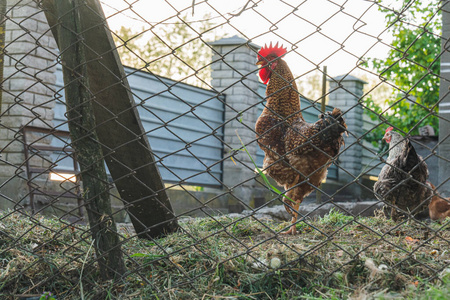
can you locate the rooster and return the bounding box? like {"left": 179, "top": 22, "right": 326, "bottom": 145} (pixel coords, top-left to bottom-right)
{"left": 255, "top": 43, "right": 347, "bottom": 235}
{"left": 373, "top": 127, "right": 432, "bottom": 221}
{"left": 428, "top": 182, "right": 450, "bottom": 221}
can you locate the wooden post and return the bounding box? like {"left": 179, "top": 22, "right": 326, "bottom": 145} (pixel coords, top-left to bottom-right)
{"left": 55, "top": 0, "right": 125, "bottom": 279}
{"left": 42, "top": 0, "right": 179, "bottom": 238}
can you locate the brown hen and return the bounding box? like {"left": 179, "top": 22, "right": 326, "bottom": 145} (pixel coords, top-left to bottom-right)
{"left": 428, "top": 182, "right": 450, "bottom": 222}
{"left": 255, "top": 43, "right": 347, "bottom": 235}
{"left": 373, "top": 127, "right": 432, "bottom": 221}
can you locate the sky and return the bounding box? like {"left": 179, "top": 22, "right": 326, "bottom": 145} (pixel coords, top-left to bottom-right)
{"left": 100, "top": 0, "right": 394, "bottom": 78}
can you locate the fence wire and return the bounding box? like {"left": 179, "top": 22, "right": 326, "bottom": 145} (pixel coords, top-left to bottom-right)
{"left": 0, "top": 0, "right": 449, "bottom": 299}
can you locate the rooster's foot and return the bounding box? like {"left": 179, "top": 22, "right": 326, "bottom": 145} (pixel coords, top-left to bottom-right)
{"left": 280, "top": 225, "right": 297, "bottom": 235}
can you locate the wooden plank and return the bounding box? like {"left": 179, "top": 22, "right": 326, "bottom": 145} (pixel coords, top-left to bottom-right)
{"left": 53, "top": 0, "right": 125, "bottom": 279}
{"left": 28, "top": 167, "right": 79, "bottom": 174}
{"left": 42, "top": 0, "right": 179, "bottom": 238}
{"left": 32, "top": 190, "right": 79, "bottom": 198}
{"left": 22, "top": 125, "right": 71, "bottom": 136}
{"left": 27, "top": 145, "right": 74, "bottom": 152}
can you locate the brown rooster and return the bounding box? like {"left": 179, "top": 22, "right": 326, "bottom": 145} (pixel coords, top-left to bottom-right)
{"left": 373, "top": 127, "right": 432, "bottom": 221}
{"left": 255, "top": 43, "right": 347, "bottom": 235}
{"left": 428, "top": 182, "right": 450, "bottom": 222}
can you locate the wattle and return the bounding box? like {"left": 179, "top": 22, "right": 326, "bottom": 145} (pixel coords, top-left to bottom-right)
{"left": 259, "top": 67, "right": 271, "bottom": 84}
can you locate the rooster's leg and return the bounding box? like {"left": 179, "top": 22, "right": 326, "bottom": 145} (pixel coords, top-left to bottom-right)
{"left": 391, "top": 207, "right": 401, "bottom": 221}
{"left": 280, "top": 209, "right": 299, "bottom": 235}
{"left": 281, "top": 188, "right": 302, "bottom": 235}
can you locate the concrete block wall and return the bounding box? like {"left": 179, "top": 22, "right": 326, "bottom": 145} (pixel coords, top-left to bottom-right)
{"left": 0, "top": 0, "right": 58, "bottom": 207}
{"left": 328, "top": 75, "right": 367, "bottom": 199}
{"left": 209, "top": 36, "right": 262, "bottom": 208}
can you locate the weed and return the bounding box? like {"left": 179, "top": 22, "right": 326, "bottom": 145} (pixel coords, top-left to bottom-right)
{"left": 319, "top": 208, "right": 354, "bottom": 226}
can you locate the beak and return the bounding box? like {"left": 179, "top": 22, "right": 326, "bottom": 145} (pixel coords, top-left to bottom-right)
{"left": 256, "top": 60, "right": 264, "bottom": 66}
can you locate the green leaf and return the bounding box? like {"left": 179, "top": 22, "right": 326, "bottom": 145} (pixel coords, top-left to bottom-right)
{"left": 363, "top": 0, "right": 440, "bottom": 137}
{"left": 235, "top": 131, "right": 296, "bottom": 204}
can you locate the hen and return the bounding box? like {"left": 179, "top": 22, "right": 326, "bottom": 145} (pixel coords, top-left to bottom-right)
{"left": 428, "top": 182, "right": 450, "bottom": 221}
{"left": 373, "top": 127, "right": 432, "bottom": 220}
{"left": 255, "top": 43, "right": 347, "bottom": 235}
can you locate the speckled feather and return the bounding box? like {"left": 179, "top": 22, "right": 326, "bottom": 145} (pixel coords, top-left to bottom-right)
{"left": 255, "top": 58, "right": 347, "bottom": 218}
{"left": 428, "top": 183, "right": 450, "bottom": 221}
{"left": 373, "top": 132, "right": 431, "bottom": 220}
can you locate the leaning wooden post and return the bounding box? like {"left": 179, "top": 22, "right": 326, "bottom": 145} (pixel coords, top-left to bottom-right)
{"left": 42, "top": 0, "right": 179, "bottom": 238}
{"left": 55, "top": 0, "right": 125, "bottom": 279}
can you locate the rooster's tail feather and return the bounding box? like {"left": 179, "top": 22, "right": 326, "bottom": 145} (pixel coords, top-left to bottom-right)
{"left": 316, "top": 107, "right": 347, "bottom": 148}
{"left": 329, "top": 107, "right": 347, "bottom": 132}
{"left": 318, "top": 108, "right": 347, "bottom": 133}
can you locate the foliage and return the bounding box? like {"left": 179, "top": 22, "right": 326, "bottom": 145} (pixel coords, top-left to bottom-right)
{"left": 236, "top": 131, "right": 295, "bottom": 204}
{"left": 297, "top": 70, "right": 326, "bottom": 102}
{"left": 40, "top": 292, "right": 57, "bottom": 300}
{"left": 319, "top": 208, "right": 354, "bottom": 226}
{"left": 113, "top": 14, "right": 216, "bottom": 88}
{"left": 363, "top": 94, "right": 389, "bottom": 150}
{"left": 364, "top": 0, "right": 441, "bottom": 140}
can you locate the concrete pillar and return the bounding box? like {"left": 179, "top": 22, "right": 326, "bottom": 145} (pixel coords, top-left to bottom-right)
{"left": 0, "top": 1, "right": 58, "bottom": 206}
{"left": 328, "top": 75, "right": 367, "bottom": 199}
{"left": 439, "top": 0, "right": 450, "bottom": 196}
{"left": 209, "top": 36, "right": 261, "bottom": 209}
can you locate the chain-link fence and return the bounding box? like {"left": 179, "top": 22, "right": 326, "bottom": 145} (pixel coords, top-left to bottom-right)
{"left": 0, "top": 0, "right": 449, "bottom": 298}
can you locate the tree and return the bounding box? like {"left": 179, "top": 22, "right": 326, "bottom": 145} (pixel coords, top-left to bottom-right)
{"left": 364, "top": 0, "right": 441, "bottom": 143}
{"left": 113, "top": 14, "right": 216, "bottom": 89}
{"left": 297, "top": 70, "right": 325, "bottom": 102}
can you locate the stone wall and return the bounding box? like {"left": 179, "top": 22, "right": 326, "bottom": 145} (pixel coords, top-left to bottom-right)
{"left": 328, "top": 75, "right": 367, "bottom": 199}
{"left": 0, "top": 0, "right": 58, "bottom": 207}
{"left": 209, "top": 36, "right": 264, "bottom": 209}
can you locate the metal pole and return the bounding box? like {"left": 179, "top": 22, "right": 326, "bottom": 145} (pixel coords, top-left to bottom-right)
{"left": 316, "top": 66, "right": 327, "bottom": 204}
{"left": 439, "top": 1, "right": 450, "bottom": 196}
{"left": 321, "top": 66, "right": 327, "bottom": 113}
{"left": 0, "top": 0, "right": 6, "bottom": 116}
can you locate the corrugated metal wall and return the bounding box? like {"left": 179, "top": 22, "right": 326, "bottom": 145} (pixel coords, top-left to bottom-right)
{"left": 54, "top": 66, "right": 225, "bottom": 187}
{"left": 53, "top": 68, "right": 382, "bottom": 187}
{"left": 361, "top": 114, "right": 383, "bottom": 177}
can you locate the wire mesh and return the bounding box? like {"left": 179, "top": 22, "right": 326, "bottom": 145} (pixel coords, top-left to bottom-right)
{"left": 0, "top": 0, "right": 449, "bottom": 299}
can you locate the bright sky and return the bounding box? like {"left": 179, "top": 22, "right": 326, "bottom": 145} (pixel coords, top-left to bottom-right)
{"left": 100, "top": 0, "right": 393, "bottom": 78}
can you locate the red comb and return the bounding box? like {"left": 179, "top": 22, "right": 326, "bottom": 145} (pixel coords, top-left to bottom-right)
{"left": 386, "top": 126, "right": 394, "bottom": 133}
{"left": 258, "top": 42, "right": 287, "bottom": 60}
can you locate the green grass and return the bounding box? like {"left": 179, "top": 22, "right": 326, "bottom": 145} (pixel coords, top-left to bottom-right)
{"left": 0, "top": 210, "right": 449, "bottom": 299}
{"left": 319, "top": 207, "right": 355, "bottom": 226}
